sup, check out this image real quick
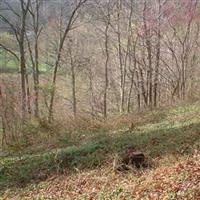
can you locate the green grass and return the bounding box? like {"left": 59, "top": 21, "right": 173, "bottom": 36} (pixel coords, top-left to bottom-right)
{"left": 169, "top": 103, "right": 200, "bottom": 115}
{"left": 0, "top": 49, "right": 52, "bottom": 73}
{"left": 0, "top": 54, "right": 18, "bottom": 73}
{"left": 0, "top": 103, "right": 200, "bottom": 190}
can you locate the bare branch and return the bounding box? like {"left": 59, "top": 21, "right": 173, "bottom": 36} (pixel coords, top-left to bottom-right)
{"left": 0, "top": 43, "right": 19, "bottom": 61}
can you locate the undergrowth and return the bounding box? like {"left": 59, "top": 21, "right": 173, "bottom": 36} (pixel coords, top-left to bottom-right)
{"left": 0, "top": 102, "right": 200, "bottom": 191}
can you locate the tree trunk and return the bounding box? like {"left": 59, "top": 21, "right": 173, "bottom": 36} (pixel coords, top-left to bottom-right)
{"left": 25, "top": 73, "right": 31, "bottom": 114}
{"left": 48, "top": 0, "right": 88, "bottom": 122}
{"left": 154, "top": 0, "right": 161, "bottom": 107}
{"left": 117, "top": 0, "right": 126, "bottom": 114}
{"left": 20, "top": 48, "right": 27, "bottom": 119}
{"left": 70, "top": 54, "right": 77, "bottom": 118}
{"left": 127, "top": 72, "right": 134, "bottom": 113}
{"left": 103, "top": 23, "right": 109, "bottom": 118}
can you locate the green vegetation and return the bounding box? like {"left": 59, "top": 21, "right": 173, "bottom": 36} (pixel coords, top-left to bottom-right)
{"left": 0, "top": 103, "right": 200, "bottom": 195}
{"left": 1, "top": 1, "right": 200, "bottom": 199}
{"left": 0, "top": 47, "right": 51, "bottom": 74}
{"left": 0, "top": 51, "right": 18, "bottom": 73}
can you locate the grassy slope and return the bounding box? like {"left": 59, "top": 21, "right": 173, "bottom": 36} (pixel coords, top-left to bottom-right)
{"left": 0, "top": 51, "right": 50, "bottom": 73}
{"left": 0, "top": 103, "right": 200, "bottom": 199}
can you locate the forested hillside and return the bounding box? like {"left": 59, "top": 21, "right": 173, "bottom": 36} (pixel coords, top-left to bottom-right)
{"left": 0, "top": 0, "right": 200, "bottom": 199}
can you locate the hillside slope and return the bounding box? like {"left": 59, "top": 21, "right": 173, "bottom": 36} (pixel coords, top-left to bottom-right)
{"left": 1, "top": 103, "right": 200, "bottom": 199}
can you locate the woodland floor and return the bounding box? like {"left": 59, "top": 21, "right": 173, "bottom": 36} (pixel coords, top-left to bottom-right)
{"left": 0, "top": 103, "right": 200, "bottom": 200}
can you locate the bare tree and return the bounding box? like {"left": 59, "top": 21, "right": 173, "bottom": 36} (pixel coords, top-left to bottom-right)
{"left": 0, "top": 0, "right": 31, "bottom": 119}
{"left": 48, "top": 0, "right": 88, "bottom": 122}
